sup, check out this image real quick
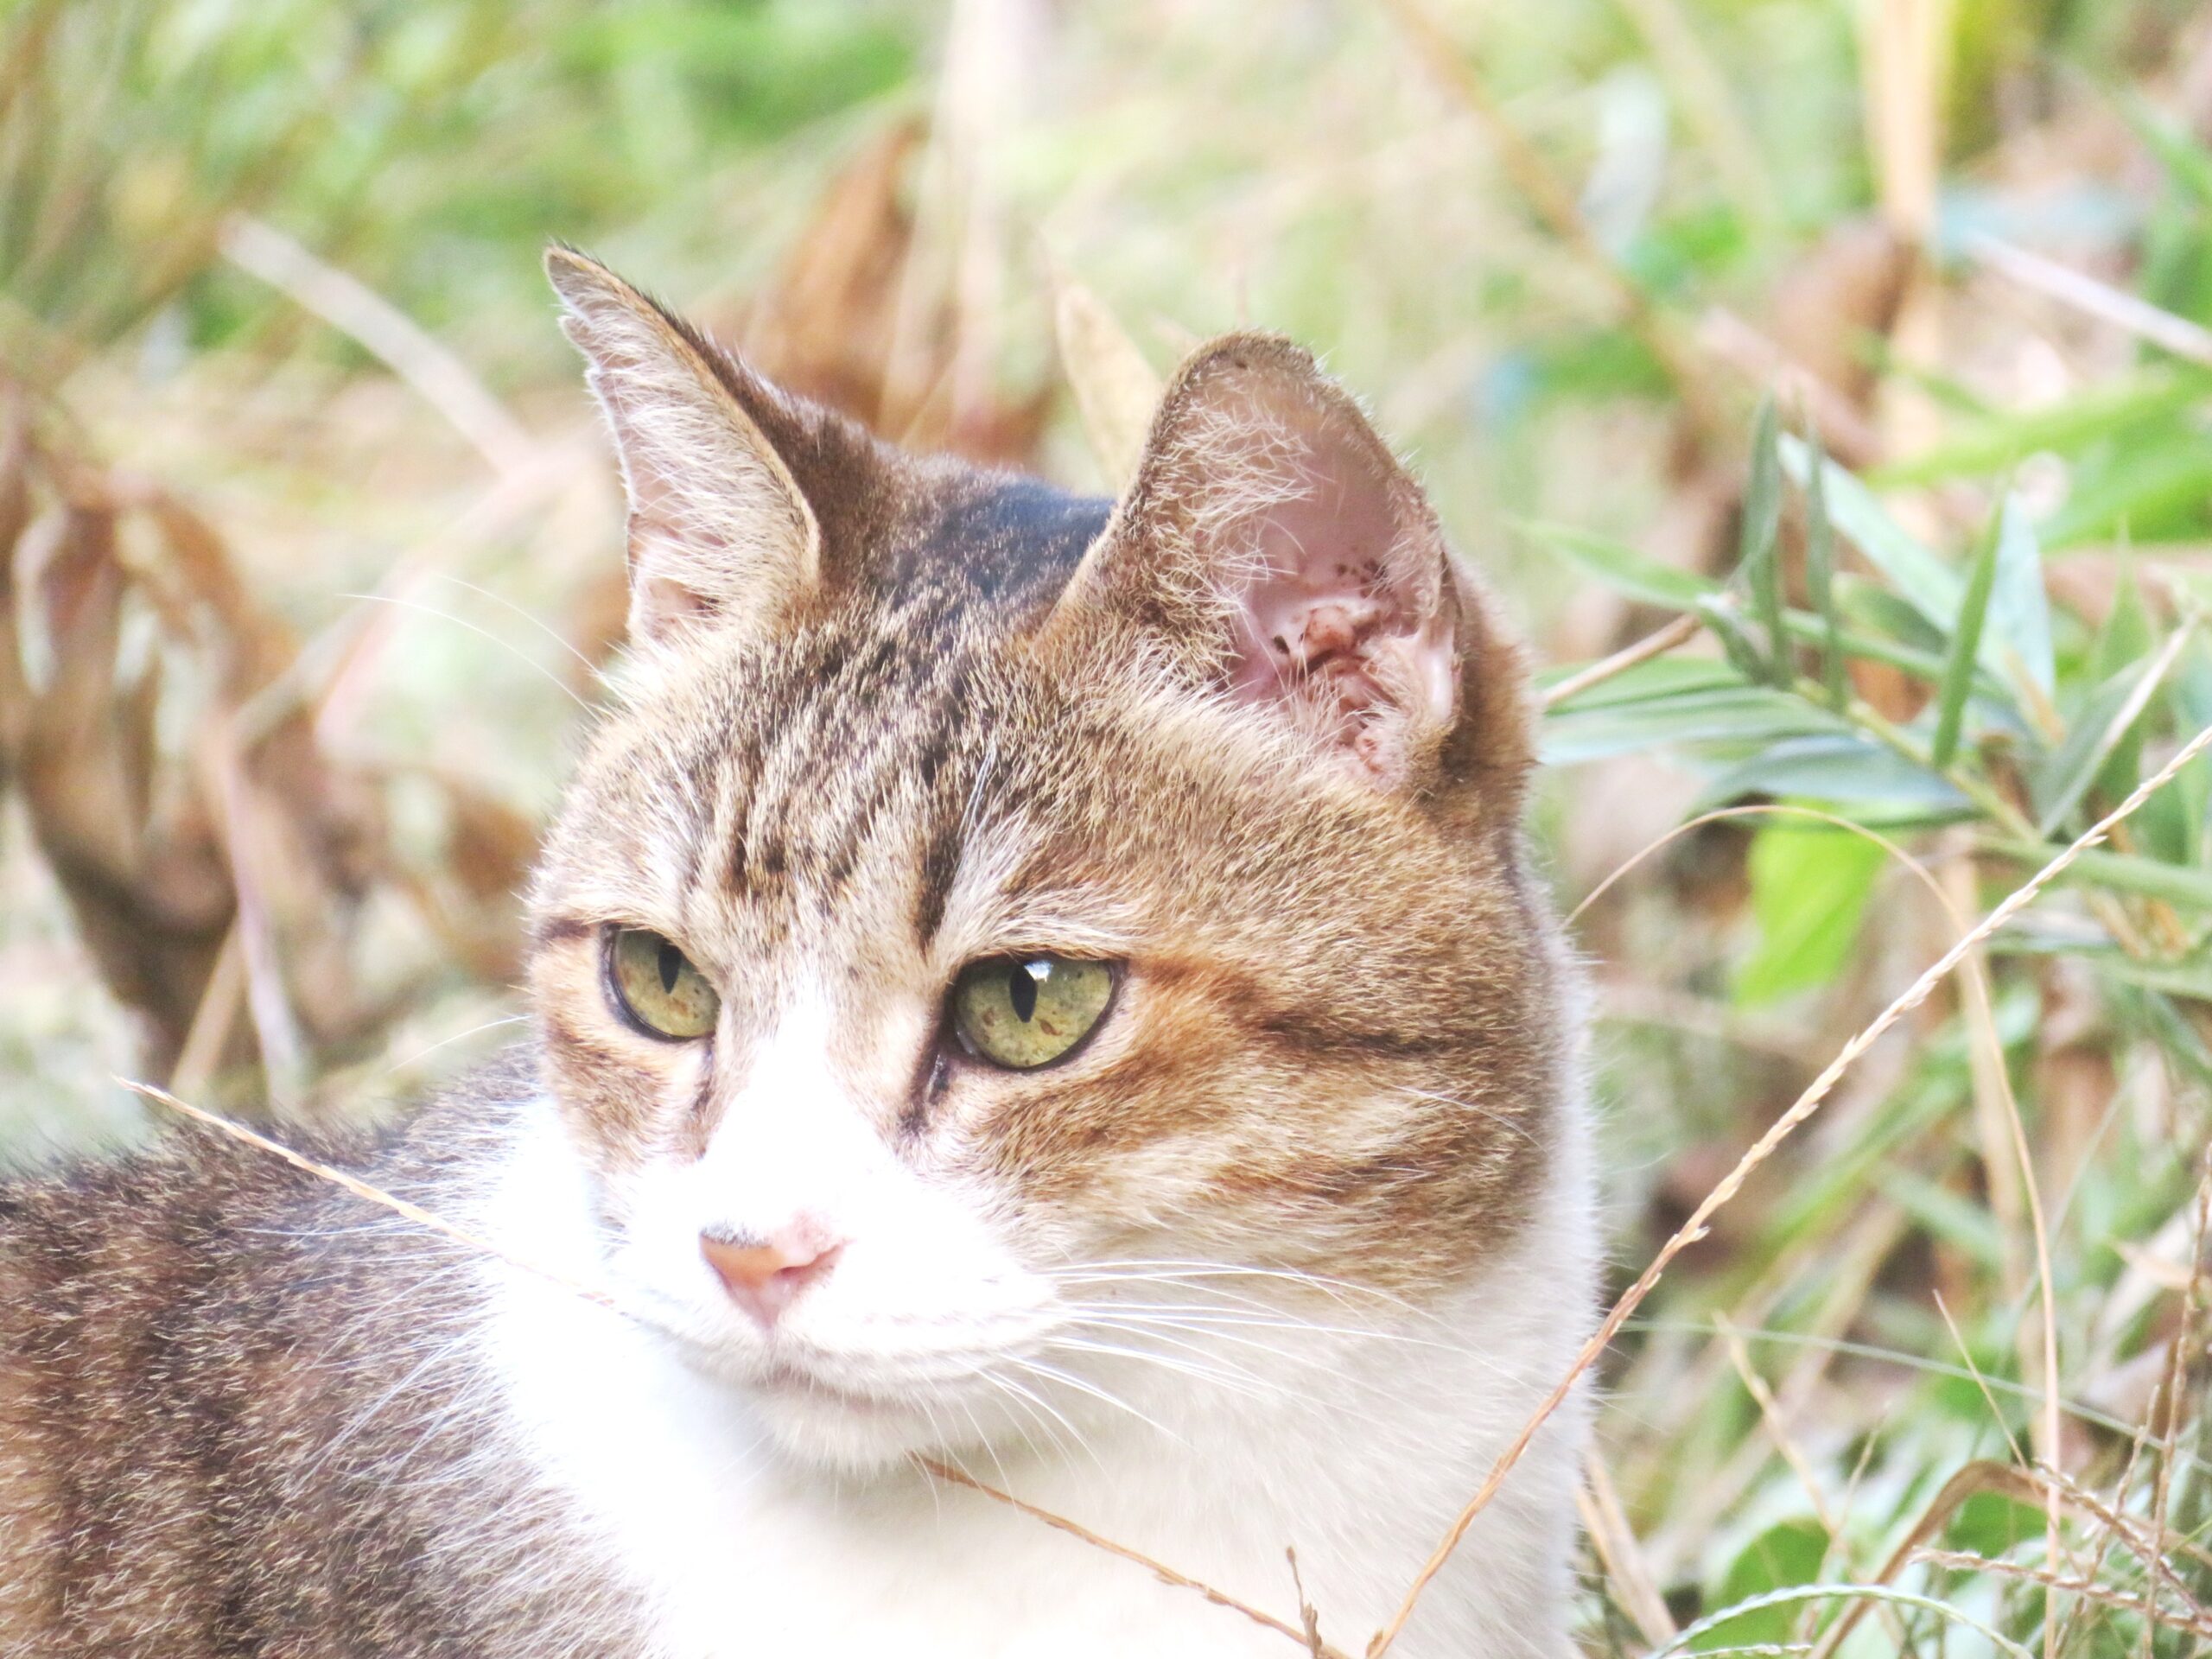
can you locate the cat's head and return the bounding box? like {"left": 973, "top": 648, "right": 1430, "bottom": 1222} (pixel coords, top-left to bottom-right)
{"left": 524, "top": 249, "right": 1567, "bottom": 1470}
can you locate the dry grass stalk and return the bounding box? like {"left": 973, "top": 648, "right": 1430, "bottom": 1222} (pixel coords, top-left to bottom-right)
{"left": 1717, "top": 1314, "right": 1839, "bottom": 1536}
{"left": 1542, "top": 613, "right": 1702, "bottom": 709}
{"left": 116, "top": 1077, "right": 622, "bottom": 1313}
{"left": 1911, "top": 1550, "right": 2212, "bottom": 1641}
{"left": 1367, "top": 714, "right": 2212, "bottom": 1657}
{"left": 910, "top": 1456, "right": 1347, "bottom": 1658}
{"left": 1964, "top": 232, "right": 2212, "bottom": 372}
{"left": 219, "top": 214, "right": 536, "bottom": 480}
{"left": 1577, "top": 1450, "right": 1678, "bottom": 1646}
{"left": 1285, "top": 1546, "right": 1330, "bottom": 1659}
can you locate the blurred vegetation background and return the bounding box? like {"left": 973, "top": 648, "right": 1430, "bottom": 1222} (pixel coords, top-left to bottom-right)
{"left": 3, "top": 0, "right": 2210, "bottom": 1653}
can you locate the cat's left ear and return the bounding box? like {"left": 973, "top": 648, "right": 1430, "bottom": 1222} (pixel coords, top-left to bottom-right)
{"left": 547, "top": 247, "right": 819, "bottom": 645}
{"left": 1044, "top": 334, "right": 1529, "bottom": 799}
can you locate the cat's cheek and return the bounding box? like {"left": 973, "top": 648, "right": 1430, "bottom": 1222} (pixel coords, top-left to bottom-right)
{"left": 525, "top": 933, "right": 708, "bottom": 1175}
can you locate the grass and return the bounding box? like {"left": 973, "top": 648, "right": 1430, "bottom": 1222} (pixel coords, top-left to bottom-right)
{"left": 3, "top": 0, "right": 2210, "bottom": 1653}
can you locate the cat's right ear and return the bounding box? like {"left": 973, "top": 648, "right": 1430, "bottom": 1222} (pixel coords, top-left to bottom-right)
{"left": 546, "top": 247, "right": 819, "bottom": 645}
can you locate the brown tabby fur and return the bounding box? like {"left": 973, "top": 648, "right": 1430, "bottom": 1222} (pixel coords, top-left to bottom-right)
{"left": 0, "top": 250, "right": 1575, "bottom": 1656}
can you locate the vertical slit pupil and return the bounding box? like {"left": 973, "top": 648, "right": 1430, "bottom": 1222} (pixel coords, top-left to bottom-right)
{"left": 658, "top": 940, "right": 682, "bottom": 995}
{"left": 1007, "top": 962, "right": 1039, "bottom": 1023}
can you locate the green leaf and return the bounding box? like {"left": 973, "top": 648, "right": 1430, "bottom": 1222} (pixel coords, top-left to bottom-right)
{"left": 1698, "top": 735, "right": 1973, "bottom": 816}
{"left": 1735, "top": 823, "right": 1886, "bottom": 1004}
{"left": 1782, "top": 605, "right": 1950, "bottom": 684}
{"left": 1663, "top": 1584, "right": 2032, "bottom": 1659}
{"left": 1985, "top": 841, "right": 2212, "bottom": 910}
{"left": 1931, "top": 507, "right": 2003, "bottom": 767}
{"left": 2120, "top": 88, "right": 2212, "bottom": 211}
{"left": 1694, "top": 1520, "right": 1829, "bottom": 1651}
{"left": 1739, "top": 396, "right": 1788, "bottom": 684}
{"left": 2098, "top": 556, "right": 2154, "bottom": 680}
{"left": 1514, "top": 521, "right": 1720, "bottom": 611}
{"left": 1834, "top": 575, "right": 1948, "bottom": 657}
{"left": 1879, "top": 1169, "right": 2009, "bottom": 1269}
{"left": 1699, "top": 596, "right": 1774, "bottom": 686}
{"left": 1541, "top": 688, "right": 1839, "bottom": 766}
{"left": 1985, "top": 493, "right": 2055, "bottom": 702}
{"left": 1948, "top": 1490, "right": 2049, "bottom": 1559}
{"left": 2042, "top": 430, "right": 2212, "bottom": 549}
{"left": 1868, "top": 369, "right": 2212, "bottom": 487}
{"left": 1804, "top": 427, "right": 1845, "bottom": 710}
{"left": 2031, "top": 656, "right": 2166, "bottom": 835}
{"left": 1780, "top": 435, "right": 1961, "bottom": 630}
{"left": 2088, "top": 953, "right": 2212, "bottom": 1004}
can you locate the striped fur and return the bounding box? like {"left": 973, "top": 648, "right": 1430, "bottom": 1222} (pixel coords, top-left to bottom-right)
{"left": 0, "top": 253, "right": 1595, "bottom": 1656}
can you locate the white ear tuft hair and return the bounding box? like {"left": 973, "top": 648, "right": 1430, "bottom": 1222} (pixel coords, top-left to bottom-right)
{"left": 1048, "top": 334, "right": 1464, "bottom": 790}
{"left": 547, "top": 248, "right": 818, "bottom": 645}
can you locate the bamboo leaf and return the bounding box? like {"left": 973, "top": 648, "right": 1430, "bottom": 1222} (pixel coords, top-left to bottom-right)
{"left": 1537, "top": 656, "right": 1741, "bottom": 710}
{"left": 1984, "top": 493, "right": 2055, "bottom": 702}
{"left": 1780, "top": 435, "right": 1961, "bottom": 629}
{"left": 2042, "top": 431, "right": 2212, "bottom": 549}
{"left": 1930, "top": 506, "right": 2002, "bottom": 767}
{"left": 1985, "top": 840, "right": 2212, "bottom": 910}
{"left": 1541, "top": 686, "right": 1840, "bottom": 766}
{"left": 1694, "top": 734, "right": 1972, "bottom": 815}
{"left": 2031, "top": 657, "right": 2165, "bottom": 835}
{"left": 1516, "top": 521, "right": 1722, "bottom": 611}
{"left": 1739, "top": 395, "right": 1787, "bottom": 684}
{"left": 1699, "top": 595, "right": 1773, "bottom": 686}
{"left": 1804, "top": 425, "right": 1845, "bottom": 710}
{"left": 1735, "top": 823, "right": 1885, "bottom": 1004}
{"left": 1866, "top": 369, "right": 2212, "bottom": 487}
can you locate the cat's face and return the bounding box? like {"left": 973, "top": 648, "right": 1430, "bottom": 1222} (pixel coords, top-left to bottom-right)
{"left": 524, "top": 252, "right": 1563, "bottom": 1471}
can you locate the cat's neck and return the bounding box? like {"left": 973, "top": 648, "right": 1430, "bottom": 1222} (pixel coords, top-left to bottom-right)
{"left": 468, "top": 1096, "right": 1589, "bottom": 1658}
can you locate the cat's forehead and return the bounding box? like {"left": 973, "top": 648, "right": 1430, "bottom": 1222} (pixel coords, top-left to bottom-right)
{"left": 558, "top": 596, "right": 1123, "bottom": 965}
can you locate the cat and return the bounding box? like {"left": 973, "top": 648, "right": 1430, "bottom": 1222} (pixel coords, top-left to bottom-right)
{"left": 0, "top": 248, "right": 1597, "bottom": 1658}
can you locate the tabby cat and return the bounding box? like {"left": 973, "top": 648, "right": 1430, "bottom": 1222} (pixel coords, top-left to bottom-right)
{"left": 0, "top": 250, "right": 1595, "bottom": 1656}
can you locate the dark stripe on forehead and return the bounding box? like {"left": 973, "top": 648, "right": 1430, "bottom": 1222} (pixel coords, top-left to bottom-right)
{"left": 895, "top": 479, "right": 1111, "bottom": 613}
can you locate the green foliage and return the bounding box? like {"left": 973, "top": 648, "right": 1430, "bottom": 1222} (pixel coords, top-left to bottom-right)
{"left": 1734, "top": 824, "right": 1885, "bottom": 1005}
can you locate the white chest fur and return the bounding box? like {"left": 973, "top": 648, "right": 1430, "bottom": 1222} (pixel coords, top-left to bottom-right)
{"left": 473, "top": 1104, "right": 1592, "bottom": 1659}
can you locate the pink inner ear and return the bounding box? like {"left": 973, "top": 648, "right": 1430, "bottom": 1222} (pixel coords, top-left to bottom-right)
{"left": 1222, "top": 453, "right": 1459, "bottom": 778}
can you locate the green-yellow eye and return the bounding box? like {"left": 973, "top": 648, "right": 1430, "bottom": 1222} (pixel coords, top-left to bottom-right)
{"left": 950, "top": 957, "right": 1115, "bottom": 1070}
{"left": 606, "top": 927, "right": 720, "bottom": 1040}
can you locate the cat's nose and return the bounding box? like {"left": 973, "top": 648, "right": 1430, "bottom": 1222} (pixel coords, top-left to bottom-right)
{"left": 699, "top": 1227, "right": 845, "bottom": 1329}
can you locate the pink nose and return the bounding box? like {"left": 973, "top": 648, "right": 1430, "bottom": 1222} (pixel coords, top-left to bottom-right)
{"left": 700, "top": 1228, "right": 845, "bottom": 1328}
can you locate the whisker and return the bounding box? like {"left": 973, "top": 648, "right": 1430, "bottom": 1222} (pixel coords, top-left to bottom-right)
{"left": 1002, "top": 1354, "right": 1183, "bottom": 1444}
{"left": 977, "top": 1370, "right": 1102, "bottom": 1474}
{"left": 951, "top": 1395, "right": 1018, "bottom": 1495}
{"left": 378, "top": 1014, "right": 532, "bottom": 1078}
{"left": 1039, "top": 1334, "right": 1268, "bottom": 1402}
{"left": 1047, "top": 1258, "right": 1434, "bottom": 1318}
{"left": 1059, "top": 1300, "right": 1458, "bottom": 1351}
{"left": 1060, "top": 1318, "right": 1281, "bottom": 1389}
{"left": 431, "top": 574, "right": 604, "bottom": 678}
{"left": 336, "top": 591, "right": 592, "bottom": 709}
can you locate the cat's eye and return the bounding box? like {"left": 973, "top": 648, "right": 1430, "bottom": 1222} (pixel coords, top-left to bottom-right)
{"left": 950, "top": 957, "right": 1115, "bottom": 1070}
{"left": 605, "top": 927, "right": 720, "bottom": 1040}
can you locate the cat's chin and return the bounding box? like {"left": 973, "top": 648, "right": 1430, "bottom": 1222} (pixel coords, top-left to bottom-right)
{"left": 747, "top": 1372, "right": 952, "bottom": 1472}
{"left": 672, "top": 1343, "right": 976, "bottom": 1473}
